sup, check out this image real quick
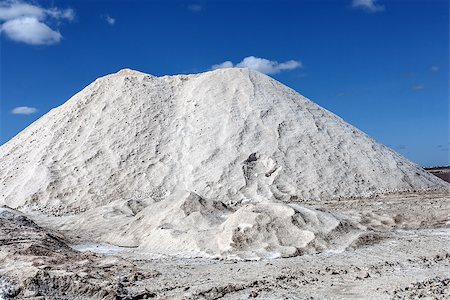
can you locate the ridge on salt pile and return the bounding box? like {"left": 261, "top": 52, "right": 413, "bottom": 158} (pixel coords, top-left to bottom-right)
{"left": 0, "top": 68, "right": 447, "bottom": 259}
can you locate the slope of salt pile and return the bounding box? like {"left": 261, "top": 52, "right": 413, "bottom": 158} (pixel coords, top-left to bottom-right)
{"left": 0, "top": 68, "right": 446, "bottom": 258}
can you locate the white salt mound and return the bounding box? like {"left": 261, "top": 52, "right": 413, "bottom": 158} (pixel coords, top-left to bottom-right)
{"left": 0, "top": 68, "right": 447, "bottom": 259}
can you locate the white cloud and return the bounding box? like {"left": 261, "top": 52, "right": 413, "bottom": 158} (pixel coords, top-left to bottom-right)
{"left": 211, "top": 56, "right": 302, "bottom": 75}
{"left": 45, "top": 7, "right": 74, "bottom": 21}
{"left": 105, "top": 15, "right": 115, "bottom": 25}
{"left": 211, "top": 61, "right": 233, "bottom": 70}
{"left": 0, "top": 1, "right": 74, "bottom": 21}
{"left": 352, "top": 0, "right": 385, "bottom": 12}
{"left": 0, "top": 0, "right": 74, "bottom": 45}
{"left": 431, "top": 65, "right": 440, "bottom": 72}
{"left": 11, "top": 106, "right": 38, "bottom": 115}
{"left": 187, "top": 4, "right": 202, "bottom": 12}
{"left": 0, "top": 1, "right": 44, "bottom": 20}
{"left": 1, "top": 17, "right": 61, "bottom": 44}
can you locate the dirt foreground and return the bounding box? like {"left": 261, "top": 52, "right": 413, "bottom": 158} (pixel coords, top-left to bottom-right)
{"left": 1, "top": 191, "right": 449, "bottom": 299}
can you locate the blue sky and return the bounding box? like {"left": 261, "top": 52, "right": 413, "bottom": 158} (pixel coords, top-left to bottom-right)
{"left": 0, "top": 0, "right": 448, "bottom": 166}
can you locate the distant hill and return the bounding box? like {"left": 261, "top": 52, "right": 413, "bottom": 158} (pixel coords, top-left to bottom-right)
{"left": 425, "top": 166, "right": 450, "bottom": 183}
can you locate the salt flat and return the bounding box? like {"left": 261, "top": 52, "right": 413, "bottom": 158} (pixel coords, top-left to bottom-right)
{"left": 0, "top": 192, "right": 449, "bottom": 299}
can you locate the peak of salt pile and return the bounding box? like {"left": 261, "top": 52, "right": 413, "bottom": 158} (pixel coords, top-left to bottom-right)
{"left": 0, "top": 68, "right": 446, "bottom": 259}
{"left": 114, "top": 68, "right": 151, "bottom": 77}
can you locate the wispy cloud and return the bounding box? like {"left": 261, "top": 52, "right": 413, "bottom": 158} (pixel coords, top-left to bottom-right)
{"left": 104, "top": 15, "right": 115, "bottom": 25}
{"left": 411, "top": 83, "right": 426, "bottom": 91}
{"left": 187, "top": 4, "right": 202, "bottom": 12}
{"left": 431, "top": 65, "right": 440, "bottom": 72}
{"left": 0, "top": 0, "right": 74, "bottom": 45}
{"left": 11, "top": 106, "right": 38, "bottom": 115}
{"left": 212, "top": 56, "right": 302, "bottom": 75}
{"left": 352, "top": 0, "right": 385, "bottom": 13}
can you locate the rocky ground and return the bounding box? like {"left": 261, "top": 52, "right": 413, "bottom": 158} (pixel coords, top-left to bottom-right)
{"left": 0, "top": 191, "right": 449, "bottom": 299}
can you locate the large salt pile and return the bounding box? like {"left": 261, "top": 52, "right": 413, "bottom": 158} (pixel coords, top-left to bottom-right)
{"left": 0, "top": 68, "right": 446, "bottom": 259}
